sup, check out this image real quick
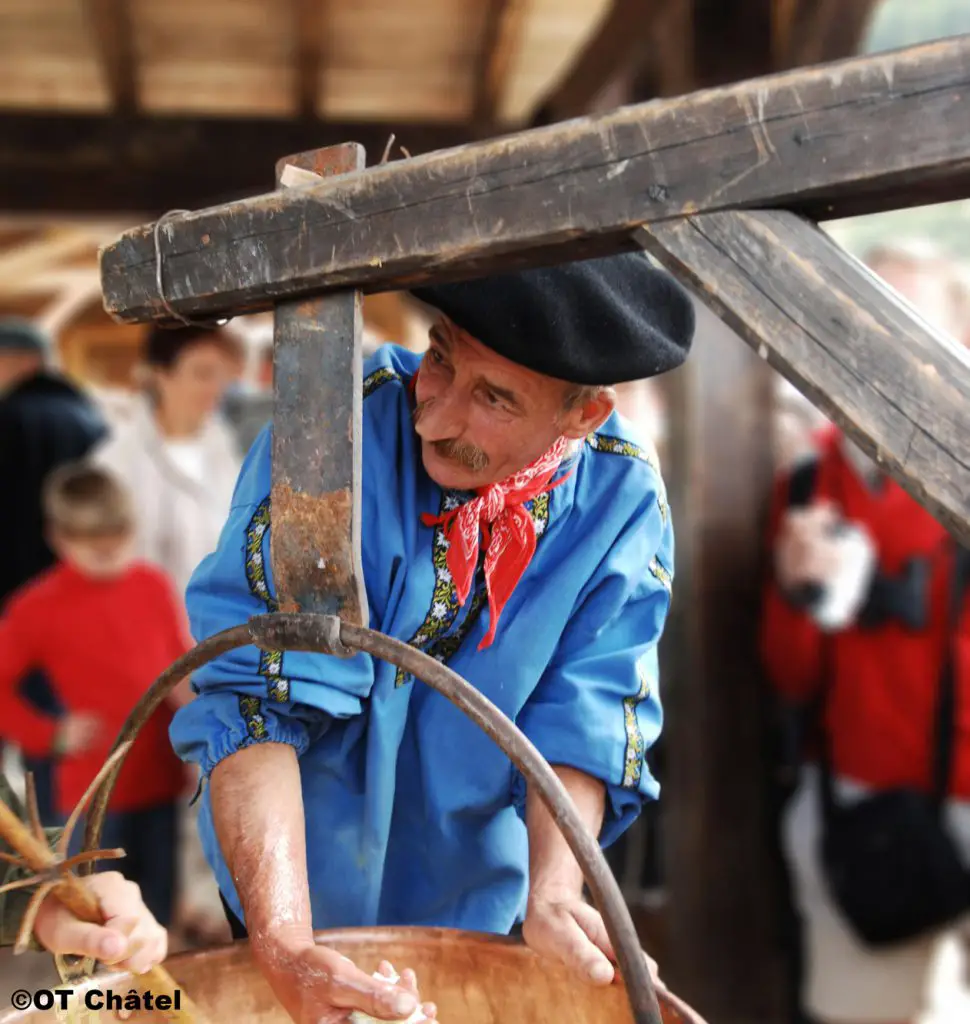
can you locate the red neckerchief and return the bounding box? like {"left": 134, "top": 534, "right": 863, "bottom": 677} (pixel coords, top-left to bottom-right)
{"left": 421, "top": 435, "right": 572, "bottom": 649}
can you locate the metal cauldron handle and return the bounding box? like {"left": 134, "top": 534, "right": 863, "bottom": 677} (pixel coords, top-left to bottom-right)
{"left": 82, "top": 612, "right": 680, "bottom": 1024}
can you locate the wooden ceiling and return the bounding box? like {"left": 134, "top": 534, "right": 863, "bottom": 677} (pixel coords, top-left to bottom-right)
{"left": 0, "top": 0, "right": 888, "bottom": 215}
{"left": 0, "top": 0, "right": 612, "bottom": 126}
{"left": 0, "top": 0, "right": 885, "bottom": 326}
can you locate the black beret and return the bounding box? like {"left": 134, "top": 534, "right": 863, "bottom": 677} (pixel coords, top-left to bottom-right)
{"left": 410, "top": 253, "right": 694, "bottom": 385}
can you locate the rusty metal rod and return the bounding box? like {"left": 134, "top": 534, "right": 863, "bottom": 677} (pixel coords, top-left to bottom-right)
{"left": 83, "top": 613, "right": 668, "bottom": 1024}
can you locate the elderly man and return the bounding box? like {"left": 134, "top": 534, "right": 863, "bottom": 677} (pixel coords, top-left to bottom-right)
{"left": 172, "top": 255, "right": 694, "bottom": 1023}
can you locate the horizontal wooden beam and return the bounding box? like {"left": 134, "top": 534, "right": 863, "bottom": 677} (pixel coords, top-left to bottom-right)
{"left": 0, "top": 114, "right": 474, "bottom": 216}
{"left": 634, "top": 213, "right": 970, "bottom": 541}
{"left": 100, "top": 35, "right": 970, "bottom": 325}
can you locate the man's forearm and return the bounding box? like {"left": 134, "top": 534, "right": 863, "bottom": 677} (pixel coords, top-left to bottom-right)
{"left": 210, "top": 742, "right": 312, "bottom": 949}
{"left": 526, "top": 765, "right": 605, "bottom": 900}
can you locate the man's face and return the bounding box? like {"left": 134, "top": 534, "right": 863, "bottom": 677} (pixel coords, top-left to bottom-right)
{"left": 412, "top": 317, "right": 613, "bottom": 490}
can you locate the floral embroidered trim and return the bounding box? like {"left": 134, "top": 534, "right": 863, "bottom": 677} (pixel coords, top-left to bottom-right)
{"left": 239, "top": 695, "right": 268, "bottom": 741}
{"left": 585, "top": 432, "right": 669, "bottom": 524}
{"left": 395, "top": 491, "right": 464, "bottom": 686}
{"left": 397, "top": 492, "right": 552, "bottom": 684}
{"left": 363, "top": 367, "right": 402, "bottom": 398}
{"left": 648, "top": 556, "right": 672, "bottom": 593}
{"left": 244, "top": 499, "right": 291, "bottom": 703}
{"left": 621, "top": 661, "right": 652, "bottom": 789}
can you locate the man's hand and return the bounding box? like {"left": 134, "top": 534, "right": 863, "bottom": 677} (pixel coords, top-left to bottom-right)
{"left": 252, "top": 934, "right": 430, "bottom": 1024}
{"left": 775, "top": 503, "right": 844, "bottom": 592}
{"left": 522, "top": 891, "right": 615, "bottom": 984}
{"left": 33, "top": 870, "right": 167, "bottom": 974}
{"left": 523, "top": 892, "right": 663, "bottom": 991}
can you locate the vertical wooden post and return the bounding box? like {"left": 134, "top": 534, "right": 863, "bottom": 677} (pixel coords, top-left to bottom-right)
{"left": 658, "top": 302, "right": 785, "bottom": 1023}
{"left": 270, "top": 143, "right": 368, "bottom": 625}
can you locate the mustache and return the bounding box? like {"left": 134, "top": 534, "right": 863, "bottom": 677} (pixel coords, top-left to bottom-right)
{"left": 413, "top": 400, "right": 489, "bottom": 472}
{"left": 431, "top": 438, "right": 489, "bottom": 472}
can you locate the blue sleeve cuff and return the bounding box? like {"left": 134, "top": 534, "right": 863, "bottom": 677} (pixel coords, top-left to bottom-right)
{"left": 170, "top": 691, "right": 330, "bottom": 779}
{"left": 509, "top": 747, "right": 657, "bottom": 850}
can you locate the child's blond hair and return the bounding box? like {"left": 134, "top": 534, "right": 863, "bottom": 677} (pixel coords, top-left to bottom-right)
{"left": 43, "top": 462, "right": 134, "bottom": 538}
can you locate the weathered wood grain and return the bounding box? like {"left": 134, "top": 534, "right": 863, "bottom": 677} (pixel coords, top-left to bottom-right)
{"left": 100, "top": 34, "right": 970, "bottom": 325}
{"left": 634, "top": 213, "right": 970, "bottom": 541}
{"left": 270, "top": 143, "right": 368, "bottom": 627}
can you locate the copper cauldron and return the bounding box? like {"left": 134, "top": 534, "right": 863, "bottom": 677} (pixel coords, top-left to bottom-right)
{"left": 0, "top": 613, "right": 707, "bottom": 1024}
{"left": 0, "top": 927, "right": 704, "bottom": 1023}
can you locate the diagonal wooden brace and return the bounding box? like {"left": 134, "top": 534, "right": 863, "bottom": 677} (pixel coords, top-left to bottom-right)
{"left": 270, "top": 143, "right": 368, "bottom": 629}
{"left": 634, "top": 212, "right": 970, "bottom": 542}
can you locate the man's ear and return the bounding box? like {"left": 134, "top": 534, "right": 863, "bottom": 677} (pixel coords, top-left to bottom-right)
{"left": 559, "top": 389, "right": 616, "bottom": 440}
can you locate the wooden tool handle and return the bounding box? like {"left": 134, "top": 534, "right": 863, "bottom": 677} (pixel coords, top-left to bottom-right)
{"left": 0, "top": 801, "right": 207, "bottom": 1024}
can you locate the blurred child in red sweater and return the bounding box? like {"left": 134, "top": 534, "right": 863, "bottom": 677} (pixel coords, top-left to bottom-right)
{"left": 0, "top": 462, "right": 190, "bottom": 927}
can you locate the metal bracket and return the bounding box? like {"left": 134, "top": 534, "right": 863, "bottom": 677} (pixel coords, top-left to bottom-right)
{"left": 270, "top": 143, "right": 369, "bottom": 627}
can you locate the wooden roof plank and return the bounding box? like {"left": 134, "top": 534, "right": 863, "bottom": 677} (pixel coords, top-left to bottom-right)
{"left": 474, "top": 0, "right": 529, "bottom": 124}
{"left": 0, "top": 113, "right": 473, "bottom": 214}
{"left": 100, "top": 35, "right": 970, "bottom": 324}
{"left": 81, "top": 0, "right": 138, "bottom": 112}
{"left": 533, "top": 0, "right": 655, "bottom": 122}
{"left": 294, "top": 0, "right": 327, "bottom": 117}
{"left": 635, "top": 211, "right": 970, "bottom": 541}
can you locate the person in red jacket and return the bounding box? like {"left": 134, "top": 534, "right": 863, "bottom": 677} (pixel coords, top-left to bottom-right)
{"left": 762, "top": 425, "right": 970, "bottom": 1024}
{"left": 0, "top": 462, "right": 191, "bottom": 928}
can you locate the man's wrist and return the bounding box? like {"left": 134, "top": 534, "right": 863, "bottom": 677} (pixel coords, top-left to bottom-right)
{"left": 250, "top": 922, "right": 315, "bottom": 966}
{"left": 528, "top": 876, "right": 584, "bottom": 906}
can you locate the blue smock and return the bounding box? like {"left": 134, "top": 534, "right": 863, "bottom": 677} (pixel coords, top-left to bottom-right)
{"left": 171, "top": 344, "right": 673, "bottom": 933}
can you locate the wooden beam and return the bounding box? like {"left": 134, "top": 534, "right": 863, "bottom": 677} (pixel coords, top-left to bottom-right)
{"left": 294, "top": 0, "right": 327, "bottom": 118}
{"left": 691, "top": 0, "right": 771, "bottom": 89}
{"left": 533, "top": 0, "right": 653, "bottom": 122}
{"left": 634, "top": 211, "right": 970, "bottom": 542}
{"left": 658, "top": 305, "right": 784, "bottom": 1023}
{"left": 781, "top": 0, "right": 878, "bottom": 68}
{"left": 100, "top": 35, "right": 970, "bottom": 325}
{"left": 0, "top": 267, "right": 101, "bottom": 299}
{"left": 473, "top": 0, "right": 528, "bottom": 124}
{"left": 81, "top": 0, "right": 138, "bottom": 113}
{"left": 0, "top": 114, "right": 474, "bottom": 215}
{"left": 0, "top": 229, "right": 101, "bottom": 290}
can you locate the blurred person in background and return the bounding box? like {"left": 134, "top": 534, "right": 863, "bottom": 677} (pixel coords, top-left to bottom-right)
{"left": 864, "top": 240, "right": 967, "bottom": 340}
{"left": 93, "top": 323, "right": 242, "bottom": 946}
{"left": 93, "top": 324, "right": 242, "bottom": 598}
{"left": 761, "top": 239, "right": 970, "bottom": 1024}
{"left": 0, "top": 318, "right": 107, "bottom": 823}
{"left": 0, "top": 463, "right": 190, "bottom": 927}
